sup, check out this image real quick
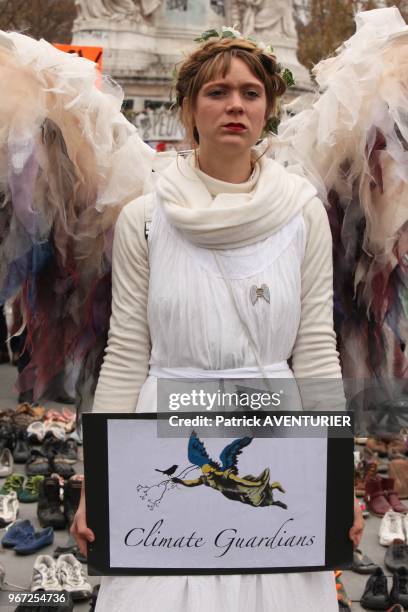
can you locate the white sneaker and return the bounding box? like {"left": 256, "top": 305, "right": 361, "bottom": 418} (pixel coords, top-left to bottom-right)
{"left": 401, "top": 513, "right": 408, "bottom": 541}
{"left": 0, "top": 492, "right": 18, "bottom": 526}
{"left": 31, "top": 555, "right": 61, "bottom": 592}
{"left": 56, "top": 554, "right": 92, "bottom": 600}
{"left": 379, "top": 510, "right": 405, "bottom": 546}
{"left": 0, "top": 448, "right": 13, "bottom": 478}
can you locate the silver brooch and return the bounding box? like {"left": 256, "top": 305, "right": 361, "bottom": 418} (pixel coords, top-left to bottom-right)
{"left": 250, "top": 284, "right": 270, "bottom": 305}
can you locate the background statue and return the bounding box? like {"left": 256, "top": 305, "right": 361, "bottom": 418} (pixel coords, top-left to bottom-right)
{"left": 75, "top": 0, "right": 161, "bottom": 21}
{"left": 239, "top": 0, "right": 297, "bottom": 39}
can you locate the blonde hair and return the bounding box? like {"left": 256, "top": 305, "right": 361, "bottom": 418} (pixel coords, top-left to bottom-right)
{"left": 175, "top": 37, "right": 286, "bottom": 146}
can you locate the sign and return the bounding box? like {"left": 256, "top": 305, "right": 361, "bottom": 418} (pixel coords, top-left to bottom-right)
{"left": 83, "top": 412, "right": 353, "bottom": 575}
{"left": 53, "top": 44, "right": 103, "bottom": 73}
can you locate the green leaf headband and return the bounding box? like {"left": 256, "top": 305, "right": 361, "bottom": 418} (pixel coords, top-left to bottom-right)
{"left": 193, "top": 25, "right": 295, "bottom": 88}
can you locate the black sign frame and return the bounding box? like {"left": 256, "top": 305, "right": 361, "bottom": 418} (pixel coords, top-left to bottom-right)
{"left": 83, "top": 412, "right": 354, "bottom": 576}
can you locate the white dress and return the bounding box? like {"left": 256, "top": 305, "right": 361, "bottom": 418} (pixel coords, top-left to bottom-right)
{"left": 95, "top": 197, "right": 338, "bottom": 611}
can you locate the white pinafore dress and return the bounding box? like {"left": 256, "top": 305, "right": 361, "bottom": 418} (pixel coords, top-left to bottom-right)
{"left": 95, "top": 203, "right": 338, "bottom": 612}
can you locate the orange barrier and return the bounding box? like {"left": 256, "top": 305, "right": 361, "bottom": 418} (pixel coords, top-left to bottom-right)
{"left": 53, "top": 44, "right": 103, "bottom": 72}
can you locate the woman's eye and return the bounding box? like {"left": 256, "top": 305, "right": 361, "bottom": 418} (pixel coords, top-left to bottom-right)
{"left": 245, "top": 90, "right": 260, "bottom": 98}
{"left": 208, "top": 90, "right": 225, "bottom": 97}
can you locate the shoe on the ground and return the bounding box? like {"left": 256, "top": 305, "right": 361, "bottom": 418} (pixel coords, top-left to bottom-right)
{"left": 64, "top": 476, "right": 82, "bottom": 526}
{"left": 56, "top": 553, "right": 92, "bottom": 600}
{"left": 25, "top": 449, "right": 52, "bottom": 477}
{"left": 53, "top": 535, "right": 87, "bottom": 564}
{"left": 0, "top": 491, "right": 18, "bottom": 526}
{"left": 390, "top": 567, "right": 408, "bottom": 608}
{"left": 351, "top": 548, "right": 379, "bottom": 574}
{"left": 62, "top": 439, "right": 78, "bottom": 464}
{"left": 44, "top": 439, "right": 76, "bottom": 478}
{"left": 13, "top": 430, "right": 30, "bottom": 464}
{"left": 50, "top": 453, "right": 76, "bottom": 479}
{"left": 361, "top": 567, "right": 391, "bottom": 610}
{"left": 382, "top": 478, "right": 408, "bottom": 513}
{"left": 14, "top": 526, "right": 54, "bottom": 555}
{"left": 0, "top": 473, "right": 24, "bottom": 495}
{"left": 1, "top": 519, "right": 34, "bottom": 548}
{"left": 54, "top": 544, "right": 87, "bottom": 564}
{"left": 66, "top": 429, "right": 82, "bottom": 445}
{"left": 385, "top": 539, "right": 408, "bottom": 572}
{"left": 0, "top": 447, "right": 13, "bottom": 477}
{"left": 27, "top": 421, "right": 46, "bottom": 444}
{"left": 18, "top": 475, "right": 44, "bottom": 503}
{"left": 380, "top": 511, "right": 405, "bottom": 546}
{"left": 366, "top": 477, "right": 392, "bottom": 517}
{"left": 44, "top": 422, "right": 67, "bottom": 442}
{"left": 31, "top": 554, "right": 61, "bottom": 592}
{"left": 388, "top": 438, "right": 407, "bottom": 459}
{"left": 386, "top": 604, "right": 404, "bottom": 611}
{"left": 37, "top": 474, "right": 66, "bottom": 529}
{"left": 367, "top": 437, "right": 388, "bottom": 457}
{"left": 389, "top": 459, "right": 408, "bottom": 499}
{"left": 355, "top": 455, "right": 377, "bottom": 497}
{"left": 13, "top": 402, "right": 40, "bottom": 430}
{"left": 0, "top": 422, "right": 16, "bottom": 452}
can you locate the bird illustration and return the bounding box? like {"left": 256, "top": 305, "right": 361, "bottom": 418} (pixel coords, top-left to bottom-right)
{"left": 155, "top": 464, "right": 178, "bottom": 476}
{"left": 172, "top": 432, "right": 287, "bottom": 509}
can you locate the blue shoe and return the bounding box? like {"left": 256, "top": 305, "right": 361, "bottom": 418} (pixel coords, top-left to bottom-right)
{"left": 14, "top": 526, "right": 54, "bottom": 555}
{"left": 1, "top": 519, "right": 34, "bottom": 548}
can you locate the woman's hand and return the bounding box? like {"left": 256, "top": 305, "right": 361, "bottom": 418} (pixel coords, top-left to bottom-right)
{"left": 70, "top": 485, "right": 95, "bottom": 557}
{"left": 349, "top": 496, "right": 364, "bottom": 548}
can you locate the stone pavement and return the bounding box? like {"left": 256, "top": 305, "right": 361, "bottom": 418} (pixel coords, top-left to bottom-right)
{"left": 0, "top": 362, "right": 397, "bottom": 611}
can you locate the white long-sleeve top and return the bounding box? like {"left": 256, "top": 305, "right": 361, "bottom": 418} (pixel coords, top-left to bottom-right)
{"left": 93, "top": 158, "right": 342, "bottom": 413}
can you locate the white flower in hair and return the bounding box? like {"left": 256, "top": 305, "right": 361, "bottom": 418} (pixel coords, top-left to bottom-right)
{"left": 258, "top": 41, "right": 274, "bottom": 54}
{"left": 221, "top": 25, "right": 242, "bottom": 38}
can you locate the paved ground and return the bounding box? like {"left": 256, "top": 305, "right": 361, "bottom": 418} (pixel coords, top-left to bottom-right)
{"left": 0, "top": 362, "right": 398, "bottom": 611}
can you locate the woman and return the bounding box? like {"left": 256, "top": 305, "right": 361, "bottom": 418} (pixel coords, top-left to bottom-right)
{"left": 72, "top": 34, "right": 363, "bottom": 611}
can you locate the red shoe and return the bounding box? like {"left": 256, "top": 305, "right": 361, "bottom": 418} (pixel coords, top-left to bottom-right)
{"left": 382, "top": 477, "right": 408, "bottom": 513}
{"left": 365, "top": 477, "right": 392, "bottom": 517}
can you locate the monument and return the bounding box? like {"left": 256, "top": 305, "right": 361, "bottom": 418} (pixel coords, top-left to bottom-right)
{"left": 72, "top": 0, "right": 311, "bottom": 143}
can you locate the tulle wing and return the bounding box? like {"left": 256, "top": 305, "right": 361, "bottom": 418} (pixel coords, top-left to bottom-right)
{"left": 0, "top": 31, "right": 156, "bottom": 403}
{"left": 276, "top": 6, "right": 408, "bottom": 386}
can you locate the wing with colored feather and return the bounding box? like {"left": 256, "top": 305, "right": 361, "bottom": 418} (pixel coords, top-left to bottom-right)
{"left": 219, "top": 437, "right": 253, "bottom": 471}
{"left": 188, "top": 431, "right": 220, "bottom": 469}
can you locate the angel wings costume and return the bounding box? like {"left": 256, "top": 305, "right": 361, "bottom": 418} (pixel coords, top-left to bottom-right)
{"left": 276, "top": 7, "right": 408, "bottom": 420}
{"left": 3, "top": 6, "right": 407, "bottom": 611}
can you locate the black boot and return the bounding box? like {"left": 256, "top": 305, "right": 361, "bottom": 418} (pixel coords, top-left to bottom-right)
{"left": 391, "top": 567, "right": 408, "bottom": 608}
{"left": 37, "top": 475, "right": 66, "bottom": 529}
{"left": 361, "top": 567, "right": 391, "bottom": 610}
{"left": 64, "top": 477, "right": 82, "bottom": 526}
{"left": 13, "top": 430, "right": 30, "bottom": 463}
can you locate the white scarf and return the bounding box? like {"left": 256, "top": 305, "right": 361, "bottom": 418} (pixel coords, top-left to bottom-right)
{"left": 155, "top": 153, "right": 318, "bottom": 249}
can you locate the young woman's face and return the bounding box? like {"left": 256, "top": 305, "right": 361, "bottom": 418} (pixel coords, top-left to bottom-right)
{"left": 193, "top": 57, "right": 267, "bottom": 154}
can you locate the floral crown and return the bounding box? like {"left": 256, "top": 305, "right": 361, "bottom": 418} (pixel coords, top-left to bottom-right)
{"left": 194, "top": 25, "right": 295, "bottom": 88}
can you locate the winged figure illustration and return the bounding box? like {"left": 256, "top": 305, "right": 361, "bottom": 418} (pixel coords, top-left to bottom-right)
{"left": 172, "top": 432, "right": 287, "bottom": 509}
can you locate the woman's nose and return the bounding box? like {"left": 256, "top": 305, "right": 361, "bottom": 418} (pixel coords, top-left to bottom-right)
{"left": 226, "top": 92, "right": 244, "bottom": 113}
